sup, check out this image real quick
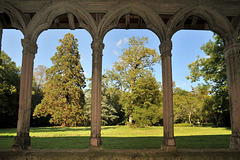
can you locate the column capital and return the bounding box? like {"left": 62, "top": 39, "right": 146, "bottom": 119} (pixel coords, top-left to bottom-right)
{"left": 21, "top": 39, "right": 38, "bottom": 56}
{"left": 91, "top": 40, "right": 104, "bottom": 56}
{"left": 224, "top": 41, "right": 239, "bottom": 59}
{"left": 160, "top": 39, "right": 172, "bottom": 59}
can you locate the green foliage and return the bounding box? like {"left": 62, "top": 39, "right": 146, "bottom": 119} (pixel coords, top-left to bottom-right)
{"left": 187, "top": 35, "right": 233, "bottom": 126}
{"left": 31, "top": 65, "right": 50, "bottom": 127}
{"left": 173, "top": 86, "right": 209, "bottom": 124}
{"left": 105, "top": 36, "right": 161, "bottom": 127}
{"left": 33, "top": 33, "right": 87, "bottom": 127}
{"left": 84, "top": 78, "right": 120, "bottom": 126}
{"left": 0, "top": 51, "right": 20, "bottom": 128}
{"left": 130, "top": 71, "right": 163, "bottom": 127}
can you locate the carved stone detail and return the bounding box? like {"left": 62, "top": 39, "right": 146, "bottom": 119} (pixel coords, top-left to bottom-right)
{"left": 160, "top": 40, "right": 172, "bottom": 59}
{"left": 91, "top": 40, "right": 104, "bottom": 56}
{"left": 89, "top": 39, "right": 104, "bottom": 150}
{"left": 224, "top": 40, "right": 240, "bottom": 150}
{"left": 160, "top": 39, "right": 176, "bottom": 151}
{"left": 12, "top": 38, "right": 37, "bottom": 151}
{"left": 224, "top": 42, "right": 240, "bottom": 60}
{"left": 21, "top": 38, "right": 38, "bottom": 57}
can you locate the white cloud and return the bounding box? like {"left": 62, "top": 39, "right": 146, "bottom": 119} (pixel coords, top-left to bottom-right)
{"left": 116, "top": 39, "right": 123, "bottom": 47}
{"left": 113, "top": 50, "right": 119, "bottom": 56}
{"left": 123, "top": 37, "right": 128, "bottom": 43}
{"left": 116, "top": 37, "right": 128, "bottom": 48}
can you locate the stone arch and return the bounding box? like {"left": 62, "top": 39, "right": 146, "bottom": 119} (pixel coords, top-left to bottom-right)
{"left": 98, "top": 1, "right": 167, "bottom": 42}
{"left": 26, "top": 1, "right": 96, "bottom": 43}
{"left": 0, "top": 2, "right": 27, "bottom": 33}
{"left": 231, "top": 16, "right": 240, "bottom": 37}
{"left": 167, "top": 5, "right": 235, "bottom": 42}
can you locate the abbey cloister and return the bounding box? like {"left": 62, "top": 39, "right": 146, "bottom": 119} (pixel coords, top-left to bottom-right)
{"left": 0, "top": 0, "right": 239, "bottom": 154}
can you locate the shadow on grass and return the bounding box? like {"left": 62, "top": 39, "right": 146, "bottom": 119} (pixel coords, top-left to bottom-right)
{"left": 0, "top": 135, "right": 230, "bottom": 149}
{"left": 28, "top": 126, "right": 118, "bottom": 133}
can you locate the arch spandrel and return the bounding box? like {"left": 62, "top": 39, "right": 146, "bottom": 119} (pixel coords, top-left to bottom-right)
{"left": 231, "top": 16, "right": 240, "bottom": 37}
{"left": 98, "top": 1, "right": 167, "bottom": 43}
{"left": 26, "top": 1, "right": 97, "bottom": 43}
{"left": 167, "top": 5, "right": 235, "bottom": 42}
{"left": 0, "top": 2, "right": 27, "bottom": 33}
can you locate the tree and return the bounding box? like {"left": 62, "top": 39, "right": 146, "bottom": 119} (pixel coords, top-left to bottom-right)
{"left": 0, "top": 51, "right": 20, "bottom": 127}
{"left": 130, "top": 71, "right": 163, "bottom": 127}
{"left": 84, "top": 77, "right": 120, "bottom": 126}
{"left": 33, "top": 33, "right": 86, "bottom": 127}
{"left": 105, "top": 36, "right": 161, "bottom": 126}
{"left": 173, "top": 86, "right": 208, "bottom": 124}
{"left": 34, "top": 65, "right": 47, "bottom": 89}
{"left": 186, "top": 35, "right": 238, "bottom": 126}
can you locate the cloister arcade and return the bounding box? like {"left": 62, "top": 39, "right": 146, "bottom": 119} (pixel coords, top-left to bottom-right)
{"left": 0, "top": 0, "right": 239, "bottom": 151}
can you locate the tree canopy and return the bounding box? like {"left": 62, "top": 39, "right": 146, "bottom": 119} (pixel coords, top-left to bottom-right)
{"left": 186, "top": 35, "right": 236, "bottom": 126}
{"left": 104, "top": 36, "right": 162, "bottom": 127}
{"left": 0, "top": 51, "right": 20, "bottom": 127}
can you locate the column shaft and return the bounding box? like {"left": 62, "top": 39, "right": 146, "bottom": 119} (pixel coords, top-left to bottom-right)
{"left": 160, "top": 40, "right": 176, "bottom": 151}
{"left": 12, "top": 39, "right": 37, "bottom": 151}
{"left": 89, "top": 40, "right": 104, "bottom": 149}
{"left": 224, "top": 41, "right": 240, "bottom": 150}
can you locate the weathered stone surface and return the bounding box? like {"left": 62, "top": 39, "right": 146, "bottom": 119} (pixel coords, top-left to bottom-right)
{"left": 160, "top": 40, "right": 176, "bottom": 151}
{"left": 12, "top": 39, "right": 37, "bottom": 151}
{"left": 224, "top": 41, "right": 240, "bottom": 150}
{"left": 89, "top": 40, "right": 104, "bottom": 149}
{"left": 1, "top": 149, "right": 240, "bottom": 160}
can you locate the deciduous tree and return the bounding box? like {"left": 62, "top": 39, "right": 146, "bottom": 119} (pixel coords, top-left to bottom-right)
{"left": 105, "top": 36, "right": 161, "bottom": 126}
{"left": 186, "top": 35, "right": 239, "bottom": 126}
{"left": 0, "top": 51, "right": 20, "bottom": 127}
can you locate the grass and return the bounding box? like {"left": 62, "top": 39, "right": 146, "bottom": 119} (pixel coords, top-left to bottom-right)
{"left": 0, "top": 126, "right": 231, "bottom": 149}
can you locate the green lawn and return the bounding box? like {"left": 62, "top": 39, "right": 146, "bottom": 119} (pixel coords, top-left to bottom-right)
{"left": 0, "top": 126, "right": 231, "bottom": 149}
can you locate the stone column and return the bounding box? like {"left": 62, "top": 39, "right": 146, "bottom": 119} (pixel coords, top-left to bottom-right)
{"left": 224, "top": 40, "right": 240, "bottom": 150}
{"left": 160, "top": 39, "right": 176, "bottom": 151}
{"left": 89, "top": 40, "right": 104, "bottom": 149}
{"left": 12, "top": 39, "right": 37, "bottom": 151}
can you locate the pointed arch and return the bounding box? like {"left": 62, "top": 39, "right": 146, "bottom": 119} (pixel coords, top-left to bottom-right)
{"left": 26, "top": 1, "right": 96, "bottom": 43}
{"left": 167, "top": 5, "right": 235, "bottom": 42}
{"left": 0, "top": 2, "right": 27, "bottom": 33}
{"left": 98, "top": 1, "right": 167, "bottom": 42}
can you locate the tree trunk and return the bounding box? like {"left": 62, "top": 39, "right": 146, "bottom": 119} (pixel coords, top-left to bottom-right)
{"left": 129, "top": 113, "right": 133, "bottom": 125}
{"left": 188, "top": 113, "right": 192, "bottom": 124}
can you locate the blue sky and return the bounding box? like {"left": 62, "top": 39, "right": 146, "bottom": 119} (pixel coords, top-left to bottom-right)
{"left": 2, "top": 29, "right": 214, "bottom": 91}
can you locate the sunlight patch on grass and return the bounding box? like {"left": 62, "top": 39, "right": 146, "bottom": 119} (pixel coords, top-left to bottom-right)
{"left": 0, "top": 126, "right": 231, "bottom": 149}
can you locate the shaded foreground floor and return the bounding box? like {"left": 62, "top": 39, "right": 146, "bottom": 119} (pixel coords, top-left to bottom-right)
{"left": 1, "top": 148, "right": 240, "bottom": 160}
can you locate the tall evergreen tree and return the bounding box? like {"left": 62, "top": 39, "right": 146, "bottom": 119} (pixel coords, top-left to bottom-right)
{"left": 33, "top": 33, "right": 86, "bottom": 127}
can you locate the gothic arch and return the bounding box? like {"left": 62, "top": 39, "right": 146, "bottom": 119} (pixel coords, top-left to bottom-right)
{"left": 231, "top": 16, "right": 240, "bottom": 37}
{"left": 0, "top": 2, "right": 27, "bottom": 33}
{"left": 167, "top": 5, "right": 235, "bottom": 42}
{"left": 26, "top": 1, "right": 96, "bottom": 43}
{"left": 98, "top": 1, "right": 167, "bottom": 42}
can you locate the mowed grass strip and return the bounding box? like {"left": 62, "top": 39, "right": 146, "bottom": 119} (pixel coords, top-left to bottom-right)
{"left": 0, "top": 126, "right": 231, "bottom": 149}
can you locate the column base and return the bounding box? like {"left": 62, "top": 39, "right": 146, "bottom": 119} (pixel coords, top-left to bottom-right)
{"left": 229, "top": 136, "right": 240, "bottom": 150}
{"left": 89, "top": 137, "right": 103, "bottom": 150}
{"left": 161, "top": 137, "right": 176, "bottom": 151}
{"left": 12, "top": 133, "right": 31, "bottom": 151}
